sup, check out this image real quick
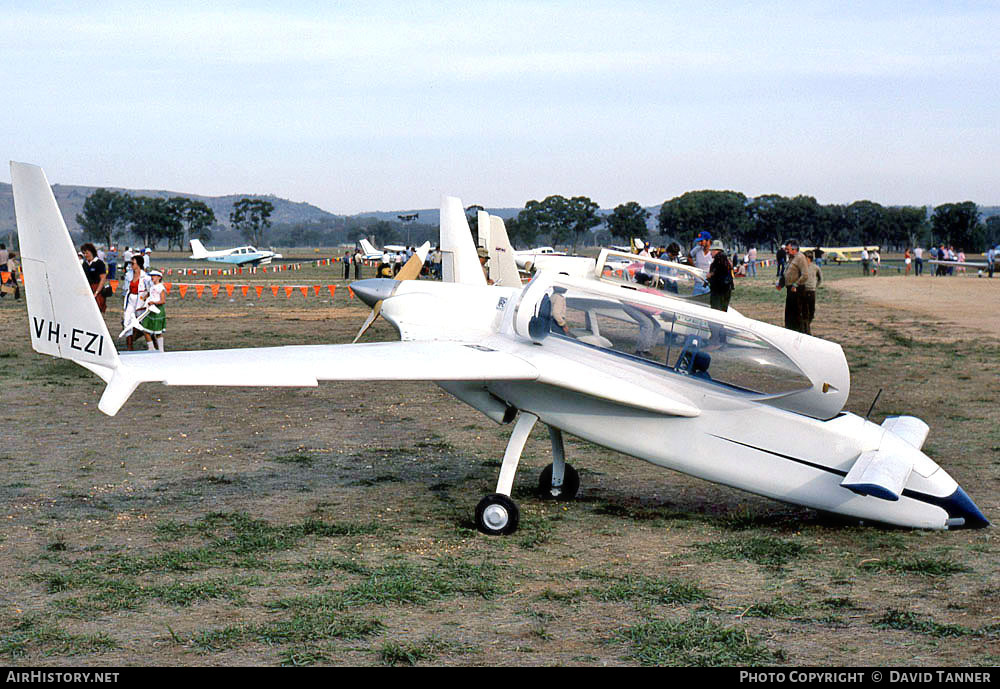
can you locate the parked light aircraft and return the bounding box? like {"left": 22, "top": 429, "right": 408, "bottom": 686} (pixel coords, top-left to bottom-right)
{"left": 189, "top": 239, "right": 281, "bottom": 266}
{"left": 801, "top": 245, "right": 880, "bottom": 263}
{"left": 513, "top": 246, "right": 565, "bottom": 271}
{"left": 11, "top": 162, "right": 988, "bottom": 535}
{"left": 357, "top": 238, "right": 408, "bottom": 261}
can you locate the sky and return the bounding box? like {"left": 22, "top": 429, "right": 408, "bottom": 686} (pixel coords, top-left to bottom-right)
{"left": 3, "top": 1, "right": 998, "bottom": 214}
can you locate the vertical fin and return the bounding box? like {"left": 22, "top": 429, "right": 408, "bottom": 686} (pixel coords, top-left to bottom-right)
{"left": 488, "top": 215, "right": 522, "bottom": 287}
{"left": 440, "top": 196, "right": 486, "bottom": 286}
{"left": 10, "top": 162, "right": 119, "bottom": 372}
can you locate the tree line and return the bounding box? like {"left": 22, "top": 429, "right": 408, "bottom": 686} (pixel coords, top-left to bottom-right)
{"left": 507, "top": 191, "right": 998, "bottom": 253}
{"left": 76, "top": 189, "right": 277, "bottom": 252}
{"left": 76, "top": 187, "right": 1000, "bottom": 254}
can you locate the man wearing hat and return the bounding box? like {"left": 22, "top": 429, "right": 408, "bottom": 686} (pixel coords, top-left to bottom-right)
{"left": 691, "top": 231, "right": 713, "bottom": 271}
{"left": 477, "top": 246, "right": 493, "bottom": 284}
{"left": 706, "top": 240, "right": 733, "bottom": 312}
{"left": 777, "top": 240, "right": 808, "bottom": 332}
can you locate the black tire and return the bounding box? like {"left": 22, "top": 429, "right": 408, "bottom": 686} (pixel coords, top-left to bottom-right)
{"left": 538, "top": 463, "right": 580, "bottom": 500}
{"left": 475, "top": 493, "right": 520, "bottom": 536}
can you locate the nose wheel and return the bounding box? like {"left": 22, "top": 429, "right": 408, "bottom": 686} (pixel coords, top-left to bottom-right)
{"left": 475, "top": 494, "right": 520, "bottom": 535}
{"left": 474, "top": 413, "right": 581, "bottom": 536}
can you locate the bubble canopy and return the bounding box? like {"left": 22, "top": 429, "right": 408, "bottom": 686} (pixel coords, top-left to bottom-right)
{"left": 510, "top": 271, "right": 850, "bottom": 420}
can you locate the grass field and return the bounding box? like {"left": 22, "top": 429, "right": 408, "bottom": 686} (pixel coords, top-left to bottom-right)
{"left": 0, "top": 254, "right": 996, "bottom": 666}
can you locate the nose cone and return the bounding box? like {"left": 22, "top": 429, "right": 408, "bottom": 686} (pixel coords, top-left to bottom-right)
{"left": 350, "top": 278, "right": 398, "bottom": 308}
{"left": 940, "top": 486, "right": 990, "bottom": 529}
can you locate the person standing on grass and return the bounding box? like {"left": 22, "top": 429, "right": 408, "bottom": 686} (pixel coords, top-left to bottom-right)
{"left": 802, "top": 251, "right": 822, "bottom": 335}
{"left": 138, "top": 269, "right": 167, "bottom": 351}
{"left": 706, "top": 241, "right": 734, "bottom": 313}
{"left": 777, "top": 241, "right": 808, "bottom": 333}
{"left": 81, "top": 242, "right": 109, "bottom": 314}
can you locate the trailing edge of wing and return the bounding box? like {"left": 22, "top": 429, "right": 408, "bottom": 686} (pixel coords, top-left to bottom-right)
{"left": 99, "top": 341, "right": 539, "bottom": 416}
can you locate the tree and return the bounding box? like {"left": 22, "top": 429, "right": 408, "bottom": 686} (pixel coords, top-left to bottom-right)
{"left": 931, "top": 202, "right": 984, "bottom": 251}
{"left": 845, "top": 200, "right": 885, "bottom": 245}
{"left": 985, "top": 216, "right": 1000, "bottom": 249}
{"left": 230, "top": 198, "right": 274, "bottom": 247}
{"left": 465, "top": 205, "right": 485, "bottom": 244}
{"left": 169, "top": 197, "right": 215, "bottom": 250}
{"left": 657, "top": 191, "right": 748, "bottom": 248}
{"left": 882, "top": 206, "right": 929, "bottom": 250}
{"left": 76, "top": 188, "right": 132, "bottom": 248}
{"left": 606, "top": 201, "right": 650, "bottom": 242}
{"left": 516, "top": 196, "right": 574, "bottom": 247}
{"left": 128, "top": 196, "right": 183, "bottom": 250}
{"left": 566, "top": 196, "right": 602, "bottom": 250}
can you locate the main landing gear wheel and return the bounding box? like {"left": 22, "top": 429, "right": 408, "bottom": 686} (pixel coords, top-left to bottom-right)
{"left": 538, "top": 463, "right": 580, "bottom": 500}
{"left": 475, "top": 493, "right": 520, "bottom": 536}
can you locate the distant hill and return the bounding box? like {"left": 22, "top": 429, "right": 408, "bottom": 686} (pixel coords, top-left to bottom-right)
{"left": 0, "top": 182, "right": 341, "bottom": 239}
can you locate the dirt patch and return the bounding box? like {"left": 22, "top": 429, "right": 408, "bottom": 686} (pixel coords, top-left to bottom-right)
{"left": 829, "top": 275, "right": 1000, "bottom": 339}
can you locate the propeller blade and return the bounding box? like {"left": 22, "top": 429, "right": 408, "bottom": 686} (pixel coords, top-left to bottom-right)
{"left": 352, "top": 299, "right": 383, "bottom": 343}
{"left": 351, "top": 242, "right": 430, "bottom": 342}
{"left": 395, "top": 249, "right": 426, "bottom": 282}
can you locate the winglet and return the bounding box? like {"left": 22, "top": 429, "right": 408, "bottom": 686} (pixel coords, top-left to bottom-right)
{"left": 440, "top": 196, "right": 486, "bottom": 286}
{"left": 11, "top": 162, "right": 123, "bottom": 405}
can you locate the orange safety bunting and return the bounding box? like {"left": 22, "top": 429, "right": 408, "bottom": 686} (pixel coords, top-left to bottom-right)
{"left": 255, "top": 285, "right": 264, "bottom": 298}
{"left": 312, "top": 285, "right": 321, "bottom": 296}
{"left": 270, "top": 285, "right": 280, "bottom": 296}
{"left": 241, "top": 285, "right": 249, "bottom": 297}
{"left": 109, "top": 279, "right": 118, "bottom": 294}
{"left": 163, "top": 282, "right": 172, "bottom": 294}
{"left": 348, "top": 286, "right": 354, "bottom": 299}
{"left": 195, "top": 285, "right": 205, "bottom": 298}
{"left": 225, "top": 284, "right": 234, "bottom": 297}
{"left": 327, "top": 285, "right": 336, "bottom": 298}
{"left": 300, "top": 286, "right": 309, "bottom": 298}
{"left": 211, "top": 284, "right": 220, "bottom": 298}
{"left": 179, "top": 284, "right": 188, "bottom": 298}
{"left": 284, "top": 286, "right": 293, "bottom": 298}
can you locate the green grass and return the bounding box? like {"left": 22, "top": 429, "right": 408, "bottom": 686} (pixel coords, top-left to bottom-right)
{"left": 271, "top": 557, "right": 509, "bottom": 613}
{"left": 694, "top": 536, "right": 812, "bottom": 569}
{"left": 588, "top": 575, "right": 707, "bottom": 607}
{"left": 860, "top": 557, "right": 970, "bottom": 576}
{"left": 189, "top": 613, "right": 384, "bottom": 652}
{"left": 615, "top": 615, "right": 782, "bottom": 666}
{"left": 0, "top": 618, "right": 120, "bottom": 659}
{"left": 874, "top": 609, "right": 977, "bottom": 638}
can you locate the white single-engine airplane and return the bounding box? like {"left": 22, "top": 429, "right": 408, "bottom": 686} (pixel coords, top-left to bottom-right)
{"left": 357, "top": 238, "right": 408, "bottom": 261}
{"left": 513, "top": 246, "right": 566, "bottom": 271}
{"left": 189, "top": 239, "right": 281, "bottom": 266}
{"left": 11, "top": 163, "right": 988, "bottom": 535}
{"left": 800, "top": 245, "right": 880, "bottom": 263}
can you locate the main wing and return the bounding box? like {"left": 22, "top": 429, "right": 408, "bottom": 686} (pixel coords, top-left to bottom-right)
{"left": 100, "top": 341, "right": 539, "bottom": 416}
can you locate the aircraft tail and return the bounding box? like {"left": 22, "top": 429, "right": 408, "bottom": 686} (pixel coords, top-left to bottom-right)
{"left": 189, "top": 238, "right": 208, "bottom": 258}
{"left": 359, "top": 238, "right": 379, "bottom": 256}
{"left": 10, "top": 162, "right": 123, "bottom": 392}
{"left": 440, "top": 196, "right": 486, "bottom": 286}
{"left": 482, "top": 212, "right": 522, "bottom": 287}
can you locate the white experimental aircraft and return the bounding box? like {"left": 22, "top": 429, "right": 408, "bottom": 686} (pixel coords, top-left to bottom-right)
{"left": 189, "top": 238, "right": 281, "bottom": 266}
{"left": 11, "top": 162, "right": 989, "bottom": 535}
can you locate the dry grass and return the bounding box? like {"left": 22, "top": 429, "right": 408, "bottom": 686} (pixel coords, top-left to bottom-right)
{"left": 0, "top": 256, "right": 996, "bottom": 666}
